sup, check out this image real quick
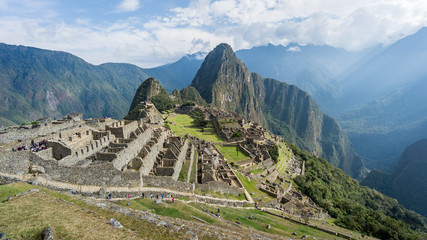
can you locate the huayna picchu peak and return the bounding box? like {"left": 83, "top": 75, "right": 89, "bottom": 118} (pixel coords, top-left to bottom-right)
{"left": 192, "top": 43, "right": 366, "bottom": 179}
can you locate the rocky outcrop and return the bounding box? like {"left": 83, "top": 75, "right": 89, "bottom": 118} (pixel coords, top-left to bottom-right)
{"left": 192, "top": 43, "right": 365, "bottom": 179}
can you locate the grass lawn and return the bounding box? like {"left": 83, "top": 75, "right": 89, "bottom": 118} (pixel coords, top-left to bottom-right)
{"left": 0, "top": 183, "right": 180, "bottom": 240}
{"left": 115, "top": 198, "right": 219, "bottom": 225}
{"left": 234, "top": 171, "right": 275, "bottom": 202}
{"left": 215, "top": 145, "right": 250, "bottom": 163}
{"left": 197, "top": 203, "right": 346, "bottom": 240}
{"left": 190, "top": 151, "right": 198, "bottom": 183}
{"left": 178, "top": 158, "right": 191, "bottom": 182}
{"left": 166, "top": 114, "right": 223, "bottom": 143}
{"left": 250, "top": 168, "right": 264, "bottom": 175}
{"left": 194, "top": 189, "right": 247, "bottom": 201}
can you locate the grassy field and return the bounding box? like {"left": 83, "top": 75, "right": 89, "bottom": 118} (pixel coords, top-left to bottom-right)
{"left": 166, "top": 114, "right": 223, "bottom": 143}
{"left": 178, "top": 157, "right": 191, "bottom": 182}
{"left": 190, "top": 151, "right": 198, "bottom": 183}
{"left": 196, "top": 203, "right": 347, "bottom": 240}
{"left": 0, "top": 183, "right": 181, "bottom": 240}
{"left": 115, "top": 198, "right": 219, "bottom": 225}
{"left": 234, "top": 171, "right": 275, "bottom": 202}
{"left": 194, "top": 189, "right": 247, "bottom": 200}
{"left": 215, "top": 145, "right": 250, "bottom": 163}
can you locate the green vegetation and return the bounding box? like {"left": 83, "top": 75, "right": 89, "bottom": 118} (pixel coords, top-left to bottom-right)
{"left": 0, "top": 183, "right": 181, "bottom": 239}
{"left": 268, "top": 144, "right": 279, "bottom": 162}
{"left": 172, "top": 86, "right": 207, "bottom": 106}
{"left": 151, "top": 93, "right": 176, "bottom": 112}
{"left": 197, "top": 203, "right": 343, "bottom": 239}
{"left": 231, "top": 131, "right": 243, "bottom": 139}
{"left": 166, "top": 113, "right": 223, "bottom": 142}
{"left": 178, "top": 157, "right": 192, "bottom": 182}
{"left": 190, "top": 109, "right": 208, "bottom": 127}
{"left": 234, "top": 172, "right": 275, "bottom": 202}
{"left": 116, "top": 198, "right": 219, "bottom": 225}
{"left": 290, "top": 144, "right": 427, "bottom": 240}
{"left": 190, "top": 151, "right": 198, "bottom": 183}
{"left": 250, "top": 168, "right": 264, "bottom": 175}
{"left": 215, "top": 145, "right": 249, "bottom": 163}
{"left": 194, "top": 189, "right": 246, "bottom": 201}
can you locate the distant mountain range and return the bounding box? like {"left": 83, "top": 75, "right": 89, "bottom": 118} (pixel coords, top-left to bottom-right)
{"left": 0, "top": 43, "right": 200, "bottom": 126}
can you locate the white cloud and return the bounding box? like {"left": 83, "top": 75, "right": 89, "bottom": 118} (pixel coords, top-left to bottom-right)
{"left": 117, "top": 0, "right": 140, "bottom": 12}
{"left": 287, "top": 46, "right": 301, "bottom": 52}
{"left": 1, "top": 0, "right": 427, "bottom": 67}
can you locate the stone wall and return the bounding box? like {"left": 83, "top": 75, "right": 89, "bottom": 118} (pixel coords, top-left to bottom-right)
{"left": 111, "top": 127, "right": 153, "bottom": 171}
{"left": 186, "top": 144, "right": 196, "bottom": 183}
{"left": 195, "top": 195, "right": 248, "bottom": 207}
{"left": 30, "top": 153, "right": 141, "bottom": 188}
{"left": 57, "top": 133, "right": 115, "bottom": 166}
{"left": 171, "top": 139, "right": 189, "bottom": 181}
{"left": 142, "top": 175, "right": 193, "bottom": 193}
{"left": 0, "top": 151, "right": 31, "bottom": 175}
{"left": 0, "top": 120, "right": 80, "bottom": 144}
{"left": 139, "top": 130, "right": 167, "bottom": 175}
{"left": 106, "top": 120, "right": 138, "bottom": 139}
{"left": 196, "top": 181, "right": 245, "bottom": 196}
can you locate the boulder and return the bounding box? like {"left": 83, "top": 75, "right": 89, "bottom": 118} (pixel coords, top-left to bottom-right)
{"left": 109, "top": 218, "right": 123, "bottom": 228}
{"left": 41, "top": 227, "right": 54, "bottom": 240}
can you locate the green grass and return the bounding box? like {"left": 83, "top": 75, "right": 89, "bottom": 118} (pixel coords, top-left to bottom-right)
{"left": 250, "top": 168, "right": 264, "bottom": 175}
{"left": 116, "top": 198, "right": 219, "bottom": 225}
{"left": 178, "top": 157, "right": 191, "bottom": 182}
{"left": 190, "top": 151, "right": 198, "bottom": 183}
{"left": 0, "top": 183, "right": 181, "bottom": 239}
{"left": 166, "top": 114, "right": 223, "bottom": 143}
{"left": 194, "top": 189, "right": 247, "bottom": 201}
{"left": 234, "top": 172, "right": 275, "bottom": 202}
{"left": 215, "top": 145, "right": 250, "bottom": 163}
{"left": 197, "top": 203, "right": 347, "bottom": 239}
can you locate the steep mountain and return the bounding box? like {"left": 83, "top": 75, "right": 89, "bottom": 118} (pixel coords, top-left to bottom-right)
{"left": 191, "top": 43, "right": 365, "bottom": 179}
{"left": 143, "top": 53, "right": 204, "bottom": 93}
{"left": 126, "top": 78, "right": 207, "bottom": 120}
{"left": 171, "top": 86, "right": 207, "bottom": 106}
{"left": 0, "top": 43, "right": 149, "bottom": 126}
{"left": 235, "top": 44, "right": 374, "bottom": 114}
{"left": 362, "top": 139, "right": 427, "bottom": 218}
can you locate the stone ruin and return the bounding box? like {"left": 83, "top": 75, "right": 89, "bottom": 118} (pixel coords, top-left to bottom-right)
{"left": 153, "top": 136, "right": 191, "bottom": 181}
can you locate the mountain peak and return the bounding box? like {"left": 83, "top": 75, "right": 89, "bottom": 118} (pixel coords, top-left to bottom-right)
{"left": 191, "top": 43, "right": 248, "bottom": 104}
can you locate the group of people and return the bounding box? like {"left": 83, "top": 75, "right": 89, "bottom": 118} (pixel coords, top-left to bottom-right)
{"left": 14, "top": 139, "right": 47, "bottom": 152}
{"left": 105, "top": 192, "right": 175, "bottom": 203}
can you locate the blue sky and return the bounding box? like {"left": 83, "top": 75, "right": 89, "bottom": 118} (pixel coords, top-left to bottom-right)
{"left": 1, "top": 0, "right": 427, "bottom": 67}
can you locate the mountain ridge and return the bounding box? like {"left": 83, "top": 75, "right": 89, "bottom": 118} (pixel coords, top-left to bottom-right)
{"left": 191, "top": 43, "right": 365, "bottom": 179}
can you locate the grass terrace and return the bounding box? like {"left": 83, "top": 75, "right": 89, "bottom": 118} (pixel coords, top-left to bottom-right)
{"left": 215, "top": 145, "right": 250, "bottom": 164}
{"left": 197, "top": 203, "right": 347, "bottom": 240}
{"left": 234, "top": 171, "right": 275, "bottom": 202}
{"left": 165, "top": 113, "right": 223, "bottom": 143}
{"left": 0, "top": 183, "right": 182, "bottom": 240}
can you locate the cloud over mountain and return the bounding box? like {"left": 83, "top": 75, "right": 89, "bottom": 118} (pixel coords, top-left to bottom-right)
{"left": 1, "top": 0, "right": 427, "bottom": 67}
